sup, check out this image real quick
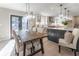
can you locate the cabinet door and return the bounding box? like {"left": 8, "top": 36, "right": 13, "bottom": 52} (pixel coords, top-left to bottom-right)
{"left": 47, "top": 29, "right": 59, "bottom": 43}
{"left": 47, "top": 29, "right": 67, "bottom": 43}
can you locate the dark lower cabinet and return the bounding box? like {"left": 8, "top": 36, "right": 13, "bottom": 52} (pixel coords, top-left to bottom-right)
{"left": 47, "top": 29, "right": 72, "bottom": 43}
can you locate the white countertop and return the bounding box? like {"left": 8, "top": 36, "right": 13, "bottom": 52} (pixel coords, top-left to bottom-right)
{"left": 47, "top": 27, "right": 73, "bottom": 31}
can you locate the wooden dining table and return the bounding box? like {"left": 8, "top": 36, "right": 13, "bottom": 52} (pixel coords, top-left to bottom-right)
{"left": 19, "top": 31, "right": 47, "bottom": 56}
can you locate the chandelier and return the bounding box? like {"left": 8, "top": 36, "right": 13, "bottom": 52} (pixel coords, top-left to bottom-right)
{"left": 24, "top": 1, "right": 35, "bottom": 19}
{"left": 57, "top": 4, "right": 72, "bottom": 22}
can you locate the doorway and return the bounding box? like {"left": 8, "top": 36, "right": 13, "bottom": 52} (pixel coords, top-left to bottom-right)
{"left": 10, "top": 15, "right": 22, "bottom": 39}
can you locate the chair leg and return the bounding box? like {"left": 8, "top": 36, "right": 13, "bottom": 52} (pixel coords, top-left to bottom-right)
{"left": 15, "top": 48, "right": 19, "bottom": 56}
{"left": 30, "top": 47, "right": 32, "bottom": 53}
{"left": 59, "top": 45, "right": 61, "bottom": 53}
{"left": 16, "top": 53, "right": 19, "bottom": 56}
{"left": 74, "top": 50, "right": 77, "bottom": 56}
{"left": 33, "top": 46, "right": 35, "bottom": 52}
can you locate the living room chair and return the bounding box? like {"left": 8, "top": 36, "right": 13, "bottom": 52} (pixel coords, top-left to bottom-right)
{"left": 59, "top": 28, "right": 79, "bottom": 56}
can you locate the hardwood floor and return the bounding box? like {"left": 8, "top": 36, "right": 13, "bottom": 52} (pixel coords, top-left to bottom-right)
{"left": 34, "top": 38, "right": 74, "bottom": 56}
{"left": 0, "top": 38, "right": 79, "bottom": 56}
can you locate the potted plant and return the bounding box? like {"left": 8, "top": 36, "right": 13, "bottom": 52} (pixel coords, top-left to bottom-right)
{"left": 62, "top": 21, "right": 68, "bottom": 28}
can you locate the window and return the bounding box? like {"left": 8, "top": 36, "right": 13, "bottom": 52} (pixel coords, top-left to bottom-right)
{"left": 22, "top": 16, "right": 29, "bottom": 31}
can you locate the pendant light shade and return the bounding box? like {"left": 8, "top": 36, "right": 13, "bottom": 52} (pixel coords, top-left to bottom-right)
{"left": 24, "top": 2, "right": 35, "bottom": 19}
{"left": 64, "top": 8, "right": 68, "bottom": 21}
{"left": 59, "top": 4, "right": 64, "bottom": 19}
{"left": 67, "top": 10, "right": 72, "bottom": 20}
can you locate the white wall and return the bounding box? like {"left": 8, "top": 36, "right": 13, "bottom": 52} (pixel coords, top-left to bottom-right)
{"left": 0, "top": 7, "right": 25, "bottom": 41}
{"left": 71, "top": 16, "right": 79, "bottom": 28}
{"left": 40, "top": 16, "right": 48, "bottom": 27}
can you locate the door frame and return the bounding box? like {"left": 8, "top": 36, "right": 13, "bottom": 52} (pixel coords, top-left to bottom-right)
{"left": 10, "top": 15, "right": 22, "bottom": 39}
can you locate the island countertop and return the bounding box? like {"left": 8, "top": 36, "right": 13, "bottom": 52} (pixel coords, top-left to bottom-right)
{"left": 47, "top": 27, "right": 73, "bottom": 31}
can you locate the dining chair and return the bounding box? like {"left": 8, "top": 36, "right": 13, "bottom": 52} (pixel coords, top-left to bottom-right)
{"left": 12, "top": 30, "right": 32, "bottom": 56}
{"left": 59, "top": 28, "right": 79, "bottom": 56}
{"left": 12, "top": 30, "right": 21, "bottom": 56}
{"left": 32, "top": 39, "right": 41, "bottom": 52}
{"left": 31, "top": 27, "right": 47, "bottom": 53}
{"left": 37, "top": 27, "right": 47, "bottom": 34}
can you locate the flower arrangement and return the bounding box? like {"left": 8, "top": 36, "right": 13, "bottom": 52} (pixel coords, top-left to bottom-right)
{"left": 62, "top": 21, "right": 68, "bottom": 25}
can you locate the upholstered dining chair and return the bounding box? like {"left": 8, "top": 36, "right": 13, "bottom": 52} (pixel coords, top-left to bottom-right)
{"left": 12, "top": 30, "right": 32, "bottom": 56}
{"left": 32, "top": 27, "right": 37, "bottom": 32}
{"left": 12, "top": 30, "right": 21, "bottom": 56}
{"left": 37, "top": 27, "right": 47, "bottom": 34}
{"left": 31, "top": 27, "right": 47, "bottom": 53}
{"left": 32, "top": 39, "right": 41, "bottom": 52}
{"left": 59, "top": 28, "right": 79, "bottom": 56}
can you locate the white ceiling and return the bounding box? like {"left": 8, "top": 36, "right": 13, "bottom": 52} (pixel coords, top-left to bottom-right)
{"left": 0, "top": 3, "right": 79, "bottom": 16}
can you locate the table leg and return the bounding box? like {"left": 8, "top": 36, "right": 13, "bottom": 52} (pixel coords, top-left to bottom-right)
{"left": 23, "top": 43, "right": 26, "bottom": 56}
{"left": 31, "top": 41, "right": 35, "bottom": 52}
{"left": 40, "top": 38, "right": 44, "bottom": 54}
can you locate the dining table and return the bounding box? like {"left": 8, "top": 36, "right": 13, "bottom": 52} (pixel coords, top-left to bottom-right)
{"left": 19, "top": 31, "right": 48, "bottom": 56}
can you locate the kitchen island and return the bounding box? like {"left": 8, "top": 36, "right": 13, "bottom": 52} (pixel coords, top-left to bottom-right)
{"left": 47, "top": 27, "right": 73, "bottom": 43}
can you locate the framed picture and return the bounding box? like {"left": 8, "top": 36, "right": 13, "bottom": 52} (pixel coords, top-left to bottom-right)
{"left": 49, "top": 17, "right": 54, "bottom": 23}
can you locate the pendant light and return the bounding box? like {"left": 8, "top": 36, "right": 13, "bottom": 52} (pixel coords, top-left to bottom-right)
{"left": 59, "top": 4, "right": 64, "bottom": 19}
{"left": 67, "top": 10, "right": 72, "bottom": 20}
{"left": 26, "top": 2, "right": 31, "bottom": 19}
{"left": 60, "top": 4, "right": 63, "bottom": 15}
{"left": 25, "top": 0, "right": 35, "bottom": 19}
{"left": 64, "top": 8, "right": 67, "bottom": 21}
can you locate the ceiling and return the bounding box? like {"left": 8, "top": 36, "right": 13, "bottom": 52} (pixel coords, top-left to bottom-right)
{"left": 0, "top": 3, "right": 79, "bottom": 16}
